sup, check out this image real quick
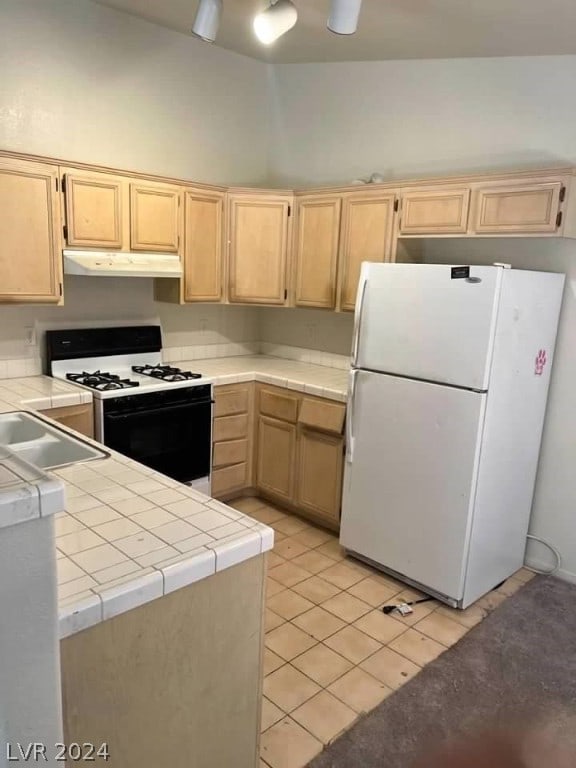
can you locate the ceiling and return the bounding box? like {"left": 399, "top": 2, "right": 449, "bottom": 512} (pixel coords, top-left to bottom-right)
{"left": 93, "top": 0, "right": 576, "bottom": 63}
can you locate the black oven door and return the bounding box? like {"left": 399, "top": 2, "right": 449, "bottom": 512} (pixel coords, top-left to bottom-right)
{"left": 102, "top": 385, "right": 212, "bottom": 484}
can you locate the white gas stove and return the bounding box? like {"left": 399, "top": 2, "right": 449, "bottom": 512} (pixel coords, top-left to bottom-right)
{"left": 51, "top": 353, "right": 205, "bottom": 399}
{"left": 46, "top": 326, "right": 212, "bottom": 494}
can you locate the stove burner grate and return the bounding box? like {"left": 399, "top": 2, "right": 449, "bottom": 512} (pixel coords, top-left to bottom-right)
{"left": 131, "top": 364, "right": 202, "bottom": 382}
{"left": 66, "top": 370, "right": 140, "bottom": 390}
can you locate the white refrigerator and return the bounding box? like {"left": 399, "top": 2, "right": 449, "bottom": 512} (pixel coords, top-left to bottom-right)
{"left": 340, "top": 262, "right": 564, "bottom": 609}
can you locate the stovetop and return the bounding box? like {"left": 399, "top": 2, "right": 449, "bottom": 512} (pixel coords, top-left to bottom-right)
{"left": 131, "top": 365, "right": 202, "bottom": 382}
{"left": 53, "top": 356, "right": 208, "bottom": 399}
{"left": 46, "top": 326, "right": 208, "bottom": 400}
{"left": 66, "top": 371, "right": 140, "bottom": 391}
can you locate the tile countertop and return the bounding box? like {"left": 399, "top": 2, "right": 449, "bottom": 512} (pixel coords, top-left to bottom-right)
{"left": 0, "top": 371, "right": 273, "bottom": 640}
{"left": 0, "top": 356, "right": 349, "bottom": 640}
{"left": 182, "top": 355, "right": 349, "bottom": 401}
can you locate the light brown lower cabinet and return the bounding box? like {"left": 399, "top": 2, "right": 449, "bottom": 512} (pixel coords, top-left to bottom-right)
{"left": 211, "top": 383, "right": 254, "bottom": 498}
{"left": 61, "top": 555, "right": 266, "bottom": 768}
{"left": 39, "top": 403, "right": 94, "bottom": 439}
{"left": 256, "top": 415, "right": 297, "bottom": 505}
{"left": 254, "top": 385, "right": 345, "bottom": 529}
{"left": 295, "top": 427, "right": 344, "bottom": 527}
{"left": 212, "top": 382, "right": 346, "bottom": 529}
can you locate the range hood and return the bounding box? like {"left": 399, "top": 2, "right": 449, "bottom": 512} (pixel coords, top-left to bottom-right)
{"left": 63, "top": 250, "right": 183, "bottom": 278}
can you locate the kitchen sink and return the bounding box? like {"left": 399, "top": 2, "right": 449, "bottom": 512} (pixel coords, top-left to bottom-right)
{"left": 0, "top": 411, "right": 107, "bottom": 470}
{"left": 0, "top": 412, "right": 48, "bottom": 445}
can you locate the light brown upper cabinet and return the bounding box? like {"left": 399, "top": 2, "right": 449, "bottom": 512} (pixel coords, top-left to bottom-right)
{"left": 130, "top": 181, "right": 180, "bottom": 252}
{"left": 399, "top": 187, "right": 470, "bottom": 235}
{"left": 472, "top": 182, "right": 564, "bottom": 234}
{"left": 182, "top": 189, "right": 224, "bottom": 302}
{"left": 62, "top": 169, "right": 125, "bottom": 249}
{"left": 227, "top": 193, "right": 292, "bottom": 305}
{"left": 338, "top": 192, "right": 396, "bottom": 312}
{"left": 294, "top": 195, "right": 341, "bottom": 309}
{"left": 0, "top": 158, "right": 62, "bottom": 304}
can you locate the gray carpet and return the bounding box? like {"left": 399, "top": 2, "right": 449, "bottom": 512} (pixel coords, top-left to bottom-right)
{"left": 309, "top": 576, "right": 576, "bottom": 767}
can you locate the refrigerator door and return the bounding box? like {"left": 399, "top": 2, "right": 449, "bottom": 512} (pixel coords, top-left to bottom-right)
{"left": 353, "top": 263, "right": 503, "bottom": 390}
{"left": 340, "top": 369, "right": 486, "bottom": 601}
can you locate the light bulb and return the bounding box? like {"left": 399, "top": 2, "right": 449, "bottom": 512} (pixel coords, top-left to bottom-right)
{"left": 253, "top": 0, "right": 298, "bottom": 45}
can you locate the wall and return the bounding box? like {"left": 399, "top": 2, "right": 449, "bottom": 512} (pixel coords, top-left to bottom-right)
{"left": 1, "top": 3, "right": 575, "bottom": 578}
{"left": 267, "top": 55, "right": 576, "bottom": 582}
{"left": 0, "top": 0, "right": 270, "bottom": 186}
{"left": 0, "top": 278, "right": 259, "bottom": 373}
{"left": 259, "top": 307, "right": 353, "bottom": 357}
{"left": 269, "top": 56, "right": 576, "bottom": 186}
{"left": 423, "top": 237, "right": 576, "bottom": 582}
{"left": 0, "top": 0, "right": 266, "bottom": 367}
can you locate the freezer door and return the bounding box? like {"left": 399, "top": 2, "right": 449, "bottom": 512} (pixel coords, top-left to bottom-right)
{"left": 353, "top": 263, "right": 502, "bottom": 390}
{"left": 340, "top": 370, "right": 486, "bottom": 601}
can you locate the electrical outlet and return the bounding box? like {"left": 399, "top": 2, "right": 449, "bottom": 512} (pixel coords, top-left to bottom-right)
{"left": 200, "top": 318, "right": 208, "bottom": 332}
{"left": 24, "top": 326, "right": 36, "bottom": 347}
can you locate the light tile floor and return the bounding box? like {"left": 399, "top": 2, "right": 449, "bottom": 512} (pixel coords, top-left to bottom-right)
{"left": 228, "top": 496, "right": 535, "bottom": 768}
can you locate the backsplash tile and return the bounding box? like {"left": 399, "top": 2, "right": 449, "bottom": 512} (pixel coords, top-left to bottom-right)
{"left": 0, "top": 358, "right": 43, "bottom": 379}
{"left": 260, "top": 343, "right": 350, "bottom": 369}
{"left": 163, "top": 341, "right": 260, "bottom": 363}
{"left": 258, "top": 306, "right": 354, "bottom": 357}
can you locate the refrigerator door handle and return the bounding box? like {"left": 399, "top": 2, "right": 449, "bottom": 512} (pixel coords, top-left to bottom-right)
{"left": 351, "top": 270, "right": 368, "bottom": 367}
{"left": 346, "top": 368, "right": 358, "bottom": 464}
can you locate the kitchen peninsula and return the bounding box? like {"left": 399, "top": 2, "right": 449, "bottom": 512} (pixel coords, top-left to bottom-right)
{"left": 0, "top": 374, "right": 273, "bottom": 768}
{"left": 0, "top": 349, "right": 351, "bottom": 768}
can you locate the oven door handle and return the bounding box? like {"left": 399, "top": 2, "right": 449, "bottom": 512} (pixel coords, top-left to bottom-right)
{"left": 106, "top": 400, "right": 213, "bottom": 420}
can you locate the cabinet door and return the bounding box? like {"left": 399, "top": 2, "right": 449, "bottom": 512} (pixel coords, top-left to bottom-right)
{"left": 183, "top": 190, "right": 224, "bottom": 302}
{"left": 256, "top": 416, "right": 296, "bottom": 504}
{"left": 294, "top": 196, "right": 341, "bottom": 308}
{"left": 63, "top": 171, "right": 124, "bottom": 248}
{"left": 296, "top": 429, "right": 344, "bottom": 525}
{"left": 0, "top": 159, "right": 62, "bottom": 303}
{"left": 130, "top": 182, "right": 180, "bottom": 252}
{"left": 338, "top": 193, "right": 396, "bottom": 312}
{"left": 228, "top": 196, "right": 291, "bottom": 305}
{"left": 39, "top": 404, "right": 94, "bottom": 439}
{"left": 473, "top": 182, "right": 563, "bottom": 234}
{"left": 399, "top": 188, "right": 470, "bottom": 235}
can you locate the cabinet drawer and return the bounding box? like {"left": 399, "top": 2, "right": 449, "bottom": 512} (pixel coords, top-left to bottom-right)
{"left": 213, "top": 439, "right": 248, "bottom": 468}
{"left": 213, "top": 414, "right": 249, "bottom": 442}
{"left": 212, "top": 463, "right": 247, "bottom": 497}
{"left": 259, "top": 388, "right": 299, "bottom": 423}
{"left": 214, "top": 386, "right": 250, "bottom": 418}
{"left": 299, "top": 398, "right": 345, "bottom": 435}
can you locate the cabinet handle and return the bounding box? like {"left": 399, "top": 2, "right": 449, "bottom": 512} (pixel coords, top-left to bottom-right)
{"left": 351, "top": 268, "right": 368, "bottom": 367}
{"left": 345, "top": 369, "right": 358, "bottom": 464}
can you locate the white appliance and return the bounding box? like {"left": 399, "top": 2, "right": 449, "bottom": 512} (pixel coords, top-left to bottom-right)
{"left": 340, "top": 262, "right": 565, "bottom": 608}
{"left": 46, "top": 326, "right": 212, "bottom": 496}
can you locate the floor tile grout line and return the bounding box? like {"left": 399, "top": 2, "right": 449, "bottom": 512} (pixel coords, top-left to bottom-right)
{"left": 238, "top": 498, "right": 519, "bottom": 766}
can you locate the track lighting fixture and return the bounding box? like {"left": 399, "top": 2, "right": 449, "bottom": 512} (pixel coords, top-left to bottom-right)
{"left": 191, "top": 0, "right": 223, "bottom": 42}
{"left": 327, "top": 0, "right": 363, "bottom": 35}
{"left": 253, "top": 0, "right": 298, "bottom": 45}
